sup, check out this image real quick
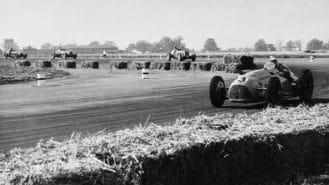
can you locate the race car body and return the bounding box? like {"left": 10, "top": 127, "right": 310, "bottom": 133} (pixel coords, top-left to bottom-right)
{"left": 209, "top": 64, "right": 313, "bottom": 107}
{"left": 52, "top": 48, "right": 77, "bottom": 59}
{"left": 167, "top": 49, "right": 196, "bottom": 62}
{"left": 4, "top": 51, "right": 27, "bottom": 59}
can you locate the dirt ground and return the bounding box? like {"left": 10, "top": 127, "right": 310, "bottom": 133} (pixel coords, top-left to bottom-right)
{"left": 0, "top": 58, "right": 328, "bottom": 152}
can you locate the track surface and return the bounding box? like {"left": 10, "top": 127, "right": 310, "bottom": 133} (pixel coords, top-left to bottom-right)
{"left": 1, "top": 58, "right": 329, "bottom": 152}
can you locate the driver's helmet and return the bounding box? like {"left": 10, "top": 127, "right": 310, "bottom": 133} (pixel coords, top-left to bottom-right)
{"left": 264, "top": 56, "right": 277, "bottom": 70}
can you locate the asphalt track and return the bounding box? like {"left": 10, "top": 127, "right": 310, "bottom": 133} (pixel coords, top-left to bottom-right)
{"left": 1, "top": 59, "right": 329, "bottom": 152}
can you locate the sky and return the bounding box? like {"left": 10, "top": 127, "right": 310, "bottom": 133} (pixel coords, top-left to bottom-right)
{"left": 0, "top": 0, "right": 328, "bottom": 50}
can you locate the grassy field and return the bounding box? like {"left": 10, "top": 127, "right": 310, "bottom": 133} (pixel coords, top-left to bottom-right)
{"left": 0, "top": 64, "right": 69, "bottom": 85}
{"left": 1, "top": 104, "right": 329, "bottom": 184}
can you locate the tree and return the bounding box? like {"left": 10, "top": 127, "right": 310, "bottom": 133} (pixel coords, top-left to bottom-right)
{"left": 88, "top": 41, "right": 101, "bottom": 47}
{"left": 267, "top": 43, "right": 276, "bottom": 51}
{"left": 103, "top": 41, "right": 118, "bottom": 49}
{"left": 23, "top": 46, "right": 37, "bottom": 52}
{"left": 306, "top": 39, "right": 323, "bottom": 50}
{"left": 323, "top": 41, "right": 329, "bottom": 50}
{"left": 135, "top": 40, "right": 153, "bottom": 53}
{"left": 295, "top": 39, "right": 302, "bottom": 51}
{"left": 126, "top": 43, "right": 136, "bottom": 53}
{"left": 153, "top": 36, "right": 187, "bottom": 53}
{"left": 286, "top": 40, "right": 297, "bottom": 51}
{"left": 2, "top": 39, "right": 19, "bottom": 51}
{"left": 63, "top": 43, "right": 78, "bottom": 48}
{"left": 41, "top": 43, "right": 54, "bottom": 50}
{"left": 202, "top": 38, "right": 220, "bottom": 52}
{"left": 276, "top": 40, "right": 284, "bottom": 51}
{"left": 254, "top": 39, "right": 268, "bottom": 51}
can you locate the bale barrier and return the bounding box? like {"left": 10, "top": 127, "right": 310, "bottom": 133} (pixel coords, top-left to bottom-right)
{"left": 157, "top": 62, "right": 171, "bottom": 70}
{"left": 223, "top": 54, "right": 238, "bottom": 64}
{"left": 170, "top": 61, "right": 191, "bottom": 71}
{"left": 211, "top": 62, "right": 226, "bottom": 72}
{"left": 58, "top": 60, "right": 76, "bottom": 69}
{"left": 225, "top": 63, "right": 240, "bottom": 73}
{"left": 190, "top": 62, "right": 212, "bottom": 71}
{"left": 129, "top": 61, "right": 151, "bottom": 70}
{"left": 81, "top": 61, "right": 99, "bottom": 69}
{"left": 109, "top": 61, "right": 128, "bottom": 69}
{"left": 3, "top": 105, "right": 329, "bottom": 185}
{"left": 14, "top": 60, "right": 31, "bottom": 67}
{"left": 34, "top": 60, "right": 52, "bottom": 68}
{"left": 150, "top": 61, "right": 161, "bottom": 70}
{"left": 140, "top": 129, "right": 329, "bottom": 185}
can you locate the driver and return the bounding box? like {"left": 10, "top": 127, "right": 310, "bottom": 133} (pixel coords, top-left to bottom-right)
{"left": 8, "top": 48, "right": 14, "bottom": 55}
{"left": 265, "top": 56, "right": 297, "bottom": 82}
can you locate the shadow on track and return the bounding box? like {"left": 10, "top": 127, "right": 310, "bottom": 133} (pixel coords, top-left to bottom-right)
{"left": 221, "top": 98, "right": 329, "bottom": 110}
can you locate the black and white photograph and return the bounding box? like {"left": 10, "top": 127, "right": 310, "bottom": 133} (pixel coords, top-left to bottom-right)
{"left": 1, "top": 0, "right": 329, "bottom": 184}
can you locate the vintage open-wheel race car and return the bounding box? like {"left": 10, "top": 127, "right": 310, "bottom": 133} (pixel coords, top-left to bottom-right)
{"left": 167, "top": 49, "right": 196, "bottom": 62}
{"left": 52, "top": 48, "right": 77, "bottom": 59}
{"left": 4, "top": 51, "right": 27, "bottom": 59}
{"left": 209, "top": 63, "right": 314, "bottom": 107}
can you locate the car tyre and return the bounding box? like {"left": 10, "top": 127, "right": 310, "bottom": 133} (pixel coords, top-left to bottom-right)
{"left": 298, "top": 69, "right": 313, "bottom": 104}
{"left": 209, "top": 76, "right": 226, "bottom": 108}
{"left": 266, "top": 77, "right": 282, "bottom": 107}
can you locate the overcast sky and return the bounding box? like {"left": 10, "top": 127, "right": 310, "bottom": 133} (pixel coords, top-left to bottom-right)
{"left": 0, "top": 0, "right": 328, "bottom": 50}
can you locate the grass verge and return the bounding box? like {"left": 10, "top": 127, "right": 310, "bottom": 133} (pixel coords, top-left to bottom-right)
{"left": 1, "top": 104, "right": 329, "bottom": 184}
{"left": 0, "top": 65, "right": 69, "bottom": 85}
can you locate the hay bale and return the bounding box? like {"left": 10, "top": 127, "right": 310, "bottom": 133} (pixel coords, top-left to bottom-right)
{"left": 181, "top": 62, "right": 191, "bottom": 71}
{"left": 110, "top": 61, "right": 128, "bottom": 69}
{"left": 35, "top": 60, "right": 52, "bottom": 68}
{"left": 58, "top": 60, "right": 76, "bottom": 68}
{"left": 225, "top": 63, "right": 239, "bottom": 73}
{"left": 211, "top": 62, "right": 226, "bottom": 71}
{"left": 190, "top": 62, "right": 212, "bottom": 71}
{"left": 150, "top": 61, "right": 160, "bottom": 70}
{"left": 23, "top": 60, "right": 31, "bottom": 67}
{"left": 129, "top": 61, "right": 143, "bottom": 70}
{"left": 237, "top": 55, "right": 257, "bottom": 72}
{"left": 129, "top": 61, "right": 151, "bottom": 70}
{"left": 42, "top": 60, "right": 52, "bottom": 68}
{"left": 163, "top": 62, "right": 171, "bottom": 70}
{"left": 14, "top": 60, "right": 31, "bottom": 67}
{"left": 223, "top": 54, "right": 236, "bottom": 64}
{"left": 91, "top": 61, "right": 99, "bottom": 69}
{"left": 170, "top": 61, "right": 179, "bottom": 70}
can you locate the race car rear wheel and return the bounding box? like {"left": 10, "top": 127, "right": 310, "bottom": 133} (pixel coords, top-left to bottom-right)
{"left": 298, "top": 69, "right": 313, "bottom": 103}
{"left": 266, "top": 77, "right": 282, "bottom": 107}
{"left": 166, "top": 53, "right": 171, "bottom": 61}
{"left": 209, "top": 76, "right": 226, "bottom": 108}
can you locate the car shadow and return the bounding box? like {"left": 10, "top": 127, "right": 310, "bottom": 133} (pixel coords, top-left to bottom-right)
{"left": 223, "top": 98, "right": 329, "bottom": 110}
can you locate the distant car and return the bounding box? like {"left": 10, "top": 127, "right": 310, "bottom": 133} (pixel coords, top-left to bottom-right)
{"left": 4, "top": 51, "right": 27, "bottom": 59}
{"left": 167, "top": 48, "right": 196, "bottom": 62}
{"left": 209, "top": 63, "right": 314, "bottom": 107}
{"left": 304, "top": 50, "right": 315, "bottom": 53}
{"left": 52, "top": 48, "right": 77, "bottom": 59}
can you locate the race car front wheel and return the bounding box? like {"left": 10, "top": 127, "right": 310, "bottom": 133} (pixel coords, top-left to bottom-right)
{"left": 298, "top": 69, "right": 313, "bottom": 103}
{"left": 209, "top": 76, "right": 226, "bottom": 108}
{"left": 266, "top": 77, "right": 282, "bottom": 107}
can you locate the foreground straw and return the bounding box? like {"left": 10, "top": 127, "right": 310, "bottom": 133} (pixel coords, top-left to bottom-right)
{"left": 1, "top": 104, "right": 329, "bottom": 184}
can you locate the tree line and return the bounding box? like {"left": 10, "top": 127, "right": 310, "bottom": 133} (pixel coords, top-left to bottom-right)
{"left": 1, "top": 37, "right": 329, "bottom": 54}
